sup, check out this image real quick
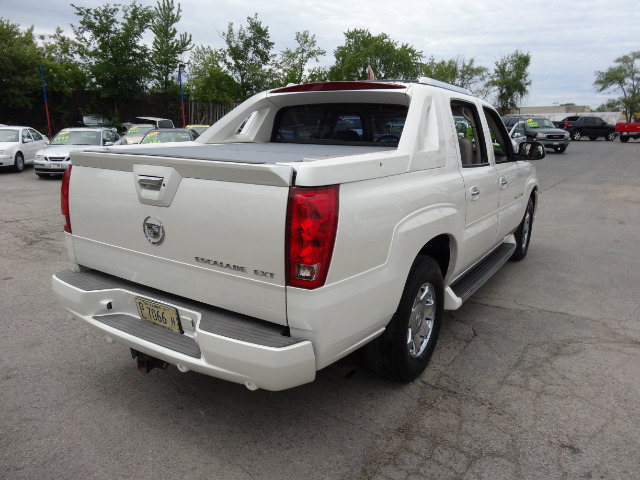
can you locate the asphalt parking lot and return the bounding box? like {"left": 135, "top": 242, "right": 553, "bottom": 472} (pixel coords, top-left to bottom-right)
{"left": 1, "top": 140, "right": 639, "bottom": 479}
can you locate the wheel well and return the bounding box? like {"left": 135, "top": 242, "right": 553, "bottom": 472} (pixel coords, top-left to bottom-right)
{"left": 416, "top": 234, "right": 451, "bottom": 279}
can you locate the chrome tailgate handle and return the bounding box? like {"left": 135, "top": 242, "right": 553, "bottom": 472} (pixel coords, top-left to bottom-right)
{"left": 138, "top": 175, "right": 164, "bottom": 190}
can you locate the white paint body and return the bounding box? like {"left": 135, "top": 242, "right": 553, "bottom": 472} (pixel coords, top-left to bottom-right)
{"left": 52, "top": 81, "right": 537, "bottom": 390}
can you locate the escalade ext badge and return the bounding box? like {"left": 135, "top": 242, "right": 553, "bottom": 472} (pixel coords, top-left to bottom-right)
{"left": 143, "top": 216, "right": 165, "bottom": 245}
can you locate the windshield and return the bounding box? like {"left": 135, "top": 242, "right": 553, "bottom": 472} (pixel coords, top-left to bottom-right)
{"left": 271, "top": 103, "right": 408, "bottom": 145}
{"left": 525, "top": 118, "right": 556, "bottom": 128}
{"left": 52, "top": 130, "right": 102, "bottom": 145}
{"left": 0, "top": 130, "right": 19, "bottom": 142}
{"left": 141, "top": 130, "right": 194, "bottom": 143}
{"left": 126, "top": 126, "right": 154, "bottom": 136}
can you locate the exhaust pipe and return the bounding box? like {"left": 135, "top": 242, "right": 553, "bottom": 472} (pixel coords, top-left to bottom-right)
{"left": 130, "top": 349, "right": 168, "bottom": 374}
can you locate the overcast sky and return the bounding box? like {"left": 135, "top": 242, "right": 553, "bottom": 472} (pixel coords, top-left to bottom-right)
{"left": 3, "top": 0, "right": 639, "bottom": 108}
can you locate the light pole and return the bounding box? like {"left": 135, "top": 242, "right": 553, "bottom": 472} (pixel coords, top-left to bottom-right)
{"left": 39, "top": 53, "right": 52, "bottom": 138}
{"left": 178, "top": 63, "right": 186, "bottom": 128}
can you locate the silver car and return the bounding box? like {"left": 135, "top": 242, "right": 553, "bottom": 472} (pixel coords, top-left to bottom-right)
{"left": 0, "top": 126, "right": 49, "bottom": 172}
{"left": 34, "top": 127, "right": 126, "bottom": 177}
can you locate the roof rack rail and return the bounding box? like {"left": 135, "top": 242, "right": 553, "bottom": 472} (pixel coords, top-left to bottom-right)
{"left": 417, "top": 77, "right": 471, "bottom": 96}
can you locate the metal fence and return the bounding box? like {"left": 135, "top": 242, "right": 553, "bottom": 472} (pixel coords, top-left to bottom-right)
{"left": 187, "top": 101, "right": 238, "bottom": 126}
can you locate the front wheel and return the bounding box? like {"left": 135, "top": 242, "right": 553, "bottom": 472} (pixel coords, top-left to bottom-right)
{"left": 510, "top": 197, "right": 534, "bottom": 261}
{"left": 605, "top": 132, "right": 615, "bottom": 141}
{"left": 13, "top": 153, "right": 24, "bottom": 172}
{"left": 364, "top": 257, "right": 443, "bottom": 382}
{"left": 571, "top": 130, "right": 581, "bottom": 141}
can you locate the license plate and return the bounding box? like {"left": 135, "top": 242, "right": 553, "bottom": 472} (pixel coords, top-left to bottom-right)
{"left": 135, "top": 297, "right": 182, "bottom": 333}
{"left": 553, "top": 142, "right": 559, "bottom": 145}
{"left": 51, "top": 164, "right": 61, "bottom": 168}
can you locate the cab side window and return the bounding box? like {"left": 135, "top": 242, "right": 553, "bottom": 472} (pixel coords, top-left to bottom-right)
{"left": 451, "top": 100, "right": 487, "bottom": 167}
{"left": 22, "top": 129, "right": 33, "bottom": 142}
{"left": 483, "top": 107, "right": 513, "bottom": 162}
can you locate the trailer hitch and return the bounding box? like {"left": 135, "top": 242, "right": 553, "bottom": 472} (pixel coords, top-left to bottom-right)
{"left": 130, "top": 349, "right": 168, "bottom": 374}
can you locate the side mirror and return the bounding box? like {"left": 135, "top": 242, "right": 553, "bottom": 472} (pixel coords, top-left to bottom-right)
{"left": 516, "top": 141, "right": 545, "bottom": 161}
{"left": 23, "top": 137, "right": 33, "bottom": 144}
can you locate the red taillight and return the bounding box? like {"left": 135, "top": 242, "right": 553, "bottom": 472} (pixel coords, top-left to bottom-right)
{"left": 286, "top": 186, "right": 339, "bottom": 289}
{"left": 61, "top": 165, "right": 72, "bottom": 233}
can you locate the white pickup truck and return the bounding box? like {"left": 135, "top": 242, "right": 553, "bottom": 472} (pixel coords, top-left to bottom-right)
{"left": 53, "top": 78, "right": 544, "bottom": 391}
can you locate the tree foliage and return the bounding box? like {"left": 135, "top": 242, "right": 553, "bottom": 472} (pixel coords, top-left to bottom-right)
{"left": 329, "top": 29, "right": 423, "bottom": 81}
{"left": 594, "top": 51, "right": 640, "bottom": 122}
{"left": 274, "top": 31, "right": 326, "bottom": 85}
{"left": 71, "top": 2, "right": 153, "bottom": 115}
{"left": 187, "top": 45, "right": 239, "bottom": 103}
{"left": 422, "top": 55, "right": 489, "bottom": 97}
{"left": 150, "top": 0, "right": 192, "bottom": 97}
{"left": 486, "top": 50, "right": 531, "bottom": 114}
{"left": 220, "top": 13, "right": 275, "bottom": 101}
{"left": 0, "top": 19, "right": 41, "bottom": 115}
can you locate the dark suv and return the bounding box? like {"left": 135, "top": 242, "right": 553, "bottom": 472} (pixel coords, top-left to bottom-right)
{"left": 502, "top": 115, "right": 570, "bottom": 153}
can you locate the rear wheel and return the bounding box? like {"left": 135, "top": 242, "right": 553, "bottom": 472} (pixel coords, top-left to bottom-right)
{"left": 13, "top": 153, "right": 24, "bottom": 172}
{"left": 571, "top": 130, "right": 581, "bottom": 141}
{"left": 620, "top": 136, "right": 630, "bottom": 143}
{"left": 510, "top": 197, "right": 534, "bottom": 261}
{"left": 364, "top": 257, "right": 443, "bottom": 381}
{"left": 605, "top": 132, "right": 615, "bottom": 141}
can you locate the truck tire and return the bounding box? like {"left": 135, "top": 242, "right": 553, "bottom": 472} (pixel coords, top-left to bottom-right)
{"left": 364, "top": 257, "right": 443, "bottom": 382}
{"left": 510, "top": 197, "right": 534, "bottom": 262}
{"left": 571, "top": 130, "right": 581, "bottom": 141}
{"left": 605, "top": 132, "right": 615, "bottom": 141}
{"left": 620, "top": 136, "right": 630, "bottom": 143}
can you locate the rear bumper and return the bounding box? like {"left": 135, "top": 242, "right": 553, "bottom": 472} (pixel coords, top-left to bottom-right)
{"left": 52, "top": 269, "right": 316, "bottom": 391}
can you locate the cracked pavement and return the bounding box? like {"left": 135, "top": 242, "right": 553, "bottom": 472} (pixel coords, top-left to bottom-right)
{"left": 1, "top": 141, "right": 639, "bottom": 479}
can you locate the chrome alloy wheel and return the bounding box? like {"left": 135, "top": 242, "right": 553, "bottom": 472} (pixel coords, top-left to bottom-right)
{"left": 407, "top": 282, "right": 436, "bottom": 358}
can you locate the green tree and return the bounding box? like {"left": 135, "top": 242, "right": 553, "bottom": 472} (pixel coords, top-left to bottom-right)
{"left": 187, "top": 45, "right": 239, "bottom": 103}
{"left": 422, "top": 55, "right": 488, "bottom": 97}
{"left": 221, "top": 13, "right": 275, "bottom": 101}
{"left": 486, "top": 50, "right": 531, "bottom": 114}
{"left": 328, "top": 29, "right": 423, "bottom": 81}
{"left": 39, "top": 28, "right": 87, "bottom": 131}
{"left": 594, "top": 51, "right": 640, "bottom": 122}
{"left": 150, "top": 0, "right": 192, "bottom": 98}
{"left": 71, "top": 2, "right": 153, "bottom": 117}
{"left": 274, "top": 31, "right": 325, "bottom": 85}
{"left": 595, "top": 99, "right": 623, "bottom": 113}
{"left": 0, "top": 19, "right": 41, "bottom": 117}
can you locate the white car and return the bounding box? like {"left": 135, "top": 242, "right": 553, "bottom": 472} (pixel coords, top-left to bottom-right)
{"left": 122, "top": 124, "right": 155, "bottom": 144}
{"left": 34, "top": 127, "right": 126, "bottom": 177}
{"left": 0, "top": 126, "right": 49, "bottom": 172}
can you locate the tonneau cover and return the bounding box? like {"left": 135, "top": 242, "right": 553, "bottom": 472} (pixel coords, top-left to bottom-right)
{"left": 99, "top": 143, "right": 394, "bottom": 164}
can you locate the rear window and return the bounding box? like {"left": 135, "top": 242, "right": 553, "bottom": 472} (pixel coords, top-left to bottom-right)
{"left": 271, "top": 104, "right": 408, "bottom": 146}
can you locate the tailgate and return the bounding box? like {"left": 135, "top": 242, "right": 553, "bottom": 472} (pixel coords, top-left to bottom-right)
{"left": 67, "top": 148, "right": 294, "bottom": 326}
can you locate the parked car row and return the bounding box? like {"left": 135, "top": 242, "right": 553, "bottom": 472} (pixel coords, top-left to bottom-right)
{"left": 1, "top": 120, "right": 206, "bottom": 176}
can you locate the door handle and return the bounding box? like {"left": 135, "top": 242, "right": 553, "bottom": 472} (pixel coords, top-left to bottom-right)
{"left": 138, "top": 175, "right": 164, "bottom": 190}
{"left": 500, "top": 177, "right": 508, "bottom": 189}
{"left": 470, "top": 186, "right": 480, "bottom": 200}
